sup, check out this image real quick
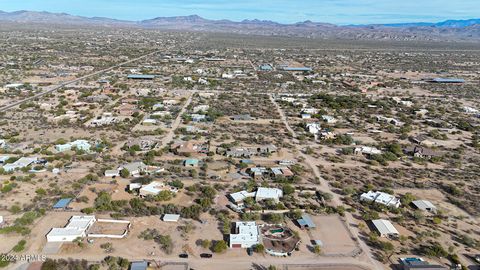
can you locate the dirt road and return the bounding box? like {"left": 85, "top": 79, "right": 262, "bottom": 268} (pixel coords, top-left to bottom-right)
{"left": 269, "top": 94, "right": 383, "bottom": 270}
{"left": 158, "top": 92, "right": 194, "bottom": 148}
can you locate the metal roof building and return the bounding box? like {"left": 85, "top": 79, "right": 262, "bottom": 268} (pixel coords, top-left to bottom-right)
{"left": 53, "top": 198, "right": 73, "bottom": 210}
{"left": 127, "top": 74, "right": 155, "bottom": 80}
{"left": 130, "top": 261, "right": 148, "bottom": 270}
{"left": 371, "top": 219, "right": 399, "bottom": 237}
{"left": 297, "top": 213, "right": 316, "bottom": 229}
{"left": 426, "top": 78, "right": 465, "bottom": 83}
{"left": 412, "top": 200, "right": 437, "bottom": 213}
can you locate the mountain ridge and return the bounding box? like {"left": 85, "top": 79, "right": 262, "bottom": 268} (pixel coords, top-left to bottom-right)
{"left": 0, "top": 10, "right": 479, "bottom": 41}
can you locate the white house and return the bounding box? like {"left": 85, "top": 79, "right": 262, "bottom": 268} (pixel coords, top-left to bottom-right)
{"left": 229, "top": 190, "right": 256, "bottom": 204}
{"left": 55, "top": 140, "right": 91, "bottom": 152}
{"left": 255, "top": 187, "right": 283, "bottom": 203}
{"left": 46, "top": 216, "right": 96, "bottom": 242}
{"left": 193, "top": 105, "right": 210, "bottom": 113}
{"left": 229, "top": 221, "right": 260, "bottom": 248}
{"left": 139, "top": 181, "right": 178, "bottom": 197}
{"left": 354, "top": 146, "right": 382, "bottom": 156}
{"left": 306, "top": 123, "right": 321, "bottom": 135}
{"left": 119, "top": 162, "right": 148, "bottom": 176}
{"left": 321, "top": 115, "right": 337, "bottom": 124}
{"left": 3, "top": 157, "right": 38, "bottom": 172}
{"left": 104, "top": 169, "right": 120, "bottom": 177}
{"left": 360, "top": 191, "right": 401, "bottom": 208}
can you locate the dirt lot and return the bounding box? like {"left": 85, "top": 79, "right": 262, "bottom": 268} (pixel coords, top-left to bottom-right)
{"left": 305, "top": 215, "right": 358, "bottom": 255}
{"left": 88, "top": 221, "right": 129, "bottom": 235}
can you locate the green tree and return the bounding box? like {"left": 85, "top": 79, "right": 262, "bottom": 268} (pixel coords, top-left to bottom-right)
{"left": 212, "top": 240, "right": 228, "bottom": 253}
{"left": 119, "top": 168, "right": 130, "bottom": 178}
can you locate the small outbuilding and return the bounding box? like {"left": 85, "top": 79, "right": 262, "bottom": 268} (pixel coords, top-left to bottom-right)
{"left": 411, "top": 200, "right": 437, "bottom": 213}
{"left": 53, "top": 198, "right": 73, "bottom": 210}
{"left": 162, "top": 214, "right": 180, "bottom": 222}
{"left": 130, "top": 261, "right": 148, "bottom": 270}
{"left": 296, "top": 213, "right": 316, "bottom": 229}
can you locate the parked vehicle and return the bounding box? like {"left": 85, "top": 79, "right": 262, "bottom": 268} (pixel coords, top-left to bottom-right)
{"left": 179, "top": 253, "right": 189, "bottom": 258}
{"left": 200, "top": 253, "right": 212, "bottom": 258}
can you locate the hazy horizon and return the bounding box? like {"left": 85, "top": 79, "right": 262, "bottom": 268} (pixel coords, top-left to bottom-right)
{"left": 0, "top": 0, "right": 479, "bottom": 25}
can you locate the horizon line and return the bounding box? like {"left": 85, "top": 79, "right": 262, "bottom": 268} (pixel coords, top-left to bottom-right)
{"left": 1, "top": 9, "right": 479, "bottom": 26}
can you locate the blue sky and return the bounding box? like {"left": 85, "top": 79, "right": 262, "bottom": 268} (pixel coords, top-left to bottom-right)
{"left": 0, "top": 0, "right": 479, "bottom": 24}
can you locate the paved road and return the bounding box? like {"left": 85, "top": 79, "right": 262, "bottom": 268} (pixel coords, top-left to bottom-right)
{"left": 6, "top": 253, "right": 373, "bottom": 270}
{"left": 0, "top": 50, "right": 160, "bottom": 112}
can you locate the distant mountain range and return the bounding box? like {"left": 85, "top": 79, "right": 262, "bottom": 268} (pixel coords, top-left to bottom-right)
{"left": 1, "top": 10, "right": 479, "bottom": 41}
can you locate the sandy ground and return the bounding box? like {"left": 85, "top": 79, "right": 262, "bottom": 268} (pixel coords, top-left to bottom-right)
{"left": 304, "top": 215, "right": 358, "bottom": 255}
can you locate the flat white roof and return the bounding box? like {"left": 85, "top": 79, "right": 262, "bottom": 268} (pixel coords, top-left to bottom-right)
{"left": 372, "top": 219, "right": 399, "bottom": 236}
{"left": 47, "top": 216, "right": 95, "bottom": 239}
{"left": 256, "top": 187, "right": 283, "bottom": 199}
{"left": 230, "top": 221, "right": 259, "bottom": 243}
{"left": 230, "top": 190, "right": 255, "bottom": 202}
{"left": 163, "top": 214, "right": 180, "bottom": 222}
{"left": 140, "top": 181, "right": 164, "bottom": 195}
{"left": 48, "top": 228, "right": 85, "bottom": 237}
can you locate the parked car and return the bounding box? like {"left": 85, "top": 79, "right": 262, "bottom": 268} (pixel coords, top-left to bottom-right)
{"left": 200, "top": 253, "right": 212, "bottom": 258}
{"left": 247, "top": 248, "right": 253, "bottom": 256}
{"left": 179, "top": 253, "right": 189, "bottom": 258}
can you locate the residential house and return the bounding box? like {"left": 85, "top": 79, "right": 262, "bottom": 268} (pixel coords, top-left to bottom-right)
{"left": 184, "top": 159, "right": 199, "bottom": 167}
{"left": 230, "top": 114, "right": 254, "bottom": 121}
{"left": 46, "top": 216, "right": 96, "bottom": 242}
{"left": 376, "top": 115, "right": 404, "bottom": 126}
{"left": 55, "top": 140, "right": 91, "bottom": 152}
{"left": 321, "top": 115, "right": 337, "bottom": 124}
{"left": 142, "top": 119, "right": 157, "bottom": 126}
{"left": 410, "top": 135, "right": 437, "bottom": 147}
{"left": 190, "top": 114, "right": 206, "bottom": 122}
{"left": 172, "top": 141, "right": 207, "bottom": 155}
{"left": 138, "top": 181, "right": 178, "bottom": 197}
{"left": 306, "top": 123, "right": 321, "bottom": 136}
{"left": 259, "top": 64, "right": 273, "bottom": 71}
{"left": 193, "top": 105, "right": 209, "bottom": 113}
{"left": 399, "top": 257, "right": 447, "bottom": 270}
{"left": 125, "top": 139, "right": 156, "bottom": 151}
{"left": 354, "top": 146, "right": 382, "bottom": 157}
{"left": 3, "top": 157, "right": 38, "bottom": 172}
{"left": 229, "top": 221, "right": 260, "bottom": 248}
{"left": 255, "top": 187, "right": 283, "bottom": 202}
{"left": 120, "top": 162, "right": 148, "bottom": 176}
{"left": 403, "top": 146, "right": 441, "bottom": 159}
{"left": 270, "top": 167, "right": 294, "bottom": 178}
{"left": 360, "top": 191, "right": 401, "bottom": 208}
